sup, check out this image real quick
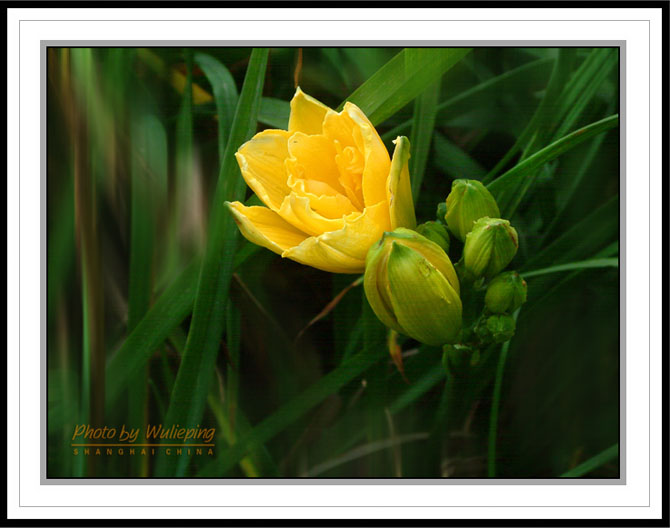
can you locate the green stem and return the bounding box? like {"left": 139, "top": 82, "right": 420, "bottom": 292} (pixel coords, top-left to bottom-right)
{"left": 362, "top": 290, "right": 389, "bottom": 475}
{"left": 487, "top": 311, "right": 519, "bottom": 477}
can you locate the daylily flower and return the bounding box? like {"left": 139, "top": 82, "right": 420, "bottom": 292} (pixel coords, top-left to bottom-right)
{"left": 226, "top": 88, "right": 416, "bottom": 273}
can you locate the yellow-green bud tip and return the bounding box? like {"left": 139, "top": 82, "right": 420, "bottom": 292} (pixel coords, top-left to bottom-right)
{"left": 463, "top": 217, "right": 518, "bottom": 279}
{"left": 444, "top": 179, "right": 500, "bottom": 241}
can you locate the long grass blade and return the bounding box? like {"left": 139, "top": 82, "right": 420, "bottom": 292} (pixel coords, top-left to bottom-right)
{"left": 167, "top": 319, "right": 278, "bottom": 477}
{"left": 553, "top": 49, "right": 617, "bottom": 140}
{"left": 409, "top": 79, "right": 441, "bottom": 202}
{"left": 522, "top": 196, "right": 619, "bottom": 272}
{"left": 342, "top": 48, "right": 471, "bottom": 126}
{"left": 483, "top": 49, "right": 577, "bottom": 182}
{"left": 154, "top": 49, "right": 269, "bottom": 477}
{"left": 523, "top": 242, "right": 619, "bottom": 317}
{"left": 523, "top": 258, "right": 618, "bottom": 279}
{"left": 361, "top": 289, "right": 389, "bottom": 474}
{"left": 105, "top": 243, "right": 259, "bottom": 410}
{"left": 540, "top": 115, "right": 610, "bottom": 242}
{"left": 342, "top": 48, "right": 390, "bottom": 80}
{"left": 105, "top": 259, "right": 199, "bottom": 409}
{"left": 560, "top": 443, "right": 619, "bottom": 477}
{"left": 258, "top": 97, "right": 290, "bottom": 129}
{"left": 382, "top": 57, "right": 553, "bottom": 141}
{"left": 47, "top": 178, "right": 75, "bottom": 321}
{"left": 70, "top": 48, "right": 106, "bottom": 476}
{"left": 432, "top": 132, "right": 487, "bottom": 181}
{"left": 172, "top": 49, "right": 195, "bottom": 265}
{"left": 388, "top": 364, "right": 444, "bottom": 414}
{"left": 302, "top": 433, "right": 429, "bottom": 478}
{"left": 194, "top": 52, "right": 239, "bottom": 162}
{"left": 127, "top": 113, "right": 167, "bottom": 476}
{"left": 197, "top": 344, "right": 387, "bottom": 477}
{"left": 487, "top": 114, "right": 619, "bottom": 218}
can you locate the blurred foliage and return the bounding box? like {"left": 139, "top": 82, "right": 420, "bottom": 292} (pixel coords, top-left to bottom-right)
{"left": 47, "top": 47, "right": 619, "bottom": 478}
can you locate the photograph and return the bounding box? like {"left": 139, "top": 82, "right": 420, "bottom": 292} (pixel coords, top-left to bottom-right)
{"left": 46, "top": 45, "right": 621, "bottom": 480}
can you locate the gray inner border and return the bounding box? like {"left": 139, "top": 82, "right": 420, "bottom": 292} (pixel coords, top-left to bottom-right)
{"left": 39, "top": 40, "right": 626, "bottom": 488}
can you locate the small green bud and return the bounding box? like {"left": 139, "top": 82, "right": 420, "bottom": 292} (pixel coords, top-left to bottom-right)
{"left": 475, "top": 314, "right": 516, "bottom": 344}
{"left": 444, "top": 179, "right": 500, "bottom": 241}
{"left": 415, "top": 221, "right": 450, "bottom": 253}
{"left": 485, "top": 271, "right": 527, "bottom": 313}
{"left": 463, "top": 217, "right": 518, "bottom": 279}
{"left": 364, "top": 228, "right": 462, "bottom": 346}
{"left": 486, "top": 314, "right": 516, "bottom": 343}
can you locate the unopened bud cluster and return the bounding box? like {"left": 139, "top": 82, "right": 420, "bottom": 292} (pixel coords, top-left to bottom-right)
{"left": 441, "top": 179, "right": 526, "bottom": 347}
{"left": 363, "top": 177, "right": 527, "bottom": 356}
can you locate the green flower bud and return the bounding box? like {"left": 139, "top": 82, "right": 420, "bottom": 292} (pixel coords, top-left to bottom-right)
{"left": 444, "top": 179, "right": 500, "bottom": 241}
{"left": 475, "top": 314, "right": 516, "bottom": 344}
{"left": 415, "top": 221, "right": 450, "bottom": 253}
{"left": 486, "top": 314, "right": 516, "bottom": 343}
{"left": 484, "top": 271, "right": 527, "bottom": 314}
{"left": 364, "top": 228, "right": 462, "bottom": 346}
{"left": 463, "top": 217, "right": 518, "bottom": 279}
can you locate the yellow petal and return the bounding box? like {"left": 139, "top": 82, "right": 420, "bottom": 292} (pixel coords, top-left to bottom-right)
{"left": 322, "top": 108, "right": 357, "bottom": 149}
{"left": 303, "top": 192, "right": 357, "bottom": 219}
{"left": 344, "top": 102, "right": 391, "bottom": 209}
{"left": 278, "top": 193, "right": 350, "bottom": 236}
{"left": 280, "top": 199, "right": 392, "bottom": 273}
{"left": 286, "top": 131, "right": 345, "bottom": 193}
{"left": 236, "top": 130, "right": 291, "bottom": 211}
{"left": 287, "top": 176, "right": 357, "bottom": 218}
{"left": 225, "top": 201, "right": 308, "bottom": 255}
{"left": 292, "top": 178, "right": 340, "bottom": 197}
{"left": 387, "top": 136, "right": 416, "bottom": 230}
{"left": 333, "top": 144, "right": 365, "bottom": 210}
{"left": 282, "top": 237, "right": 365, "bottom": 274}
{"left": 288, "top": 87, "right": 331, "bottom": 135}
{"left": 318, "top": 201, "right": 391, "bottom": 261}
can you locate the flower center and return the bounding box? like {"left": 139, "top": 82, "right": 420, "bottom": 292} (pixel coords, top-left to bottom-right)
{"left": 334, "top": 141, "right": 365, "bottom": 211}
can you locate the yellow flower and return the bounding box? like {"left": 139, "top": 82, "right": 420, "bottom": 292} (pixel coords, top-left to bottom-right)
{"left": 226, "top": 88, "right": 416, "bottom": 273}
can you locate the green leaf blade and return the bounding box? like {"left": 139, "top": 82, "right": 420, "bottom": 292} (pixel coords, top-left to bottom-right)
{"left": 487, "top": 114, "right": 619, "bottom": 218}
{"left": 560, "top": 444, "right": 619, "bottom": 477}
{"left": 382, "top": 56, "right": 554, "bottom": 142}
{"left": 409, "top": 80, "right": 441, "bottom": 202}
{"left": 523, "top": 258, "right": 618, "bottom": 279}
{"left": 153, "top": 48, "right": 270, "bottom": 477}
{"left": 342, "top": 48, "right": 471, "bottom": 126}
{"left": 194, "top": 52, "right": 239, "bottom": 162}
{"left": 197, "top": 345, "right": 387, "bottom": 477}
{"left": 258, "top": 97, "right": 290, "bottom": 129}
